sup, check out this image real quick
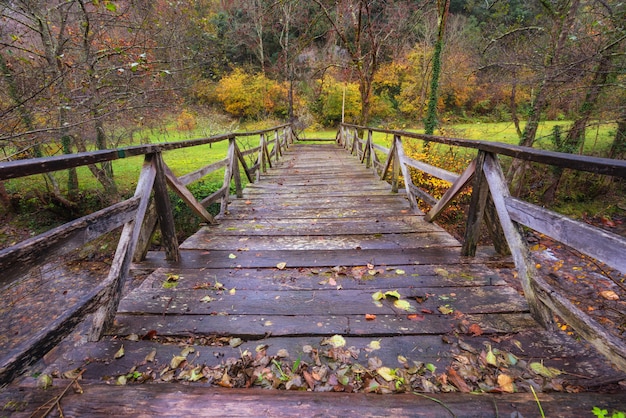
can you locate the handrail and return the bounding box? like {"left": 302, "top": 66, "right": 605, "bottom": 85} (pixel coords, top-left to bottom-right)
{"left": 0, "top": 123, "right": 294, "bottom": 385}
{"left": 338, "top": 123, "right": 626, "bottom": 372}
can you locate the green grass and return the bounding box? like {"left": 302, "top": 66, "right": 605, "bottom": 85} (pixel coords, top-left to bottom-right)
{"left": 5, "top": 119, "right": 618, "bottom": 199}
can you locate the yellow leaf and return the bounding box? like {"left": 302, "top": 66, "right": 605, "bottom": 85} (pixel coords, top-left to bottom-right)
{"left": 114, "top": 345, "right": 125, "bottom": 359}
{"left": 376, "top": 367, "right": 396, "bottom": 381}
{"left": 384, "top": 290, "right": 401, "bottom": 299}
{"left": 438, "top": 305, "right": 454, "bottom": 315}
{"left": 322, "top": 334, "right": 346, "bottom": 348}
{"left": 229, "top": 288, "right": 236, "bottom": 295}
{"left": 372, "top": 291, "right": 385, "bottom": 301}
{"left": 486, "top": 348, "right": 497, "bottom": 366}
{"left": 228, "top": 253, "right": 237, "bottom": 259}
{"left": 170, "top": 355, "right": 187, "bottom": 369}
{"left": 393, "top": 299, "right": 415, "bottom": 312}
{"left": 276, "top": 262, "right": 287, "bottom": 270}
{"left": 395, "top": 269, "right": 406, "bottom": 275}
{"left": 367, "top": 340, "right": 381, "bottom": 351}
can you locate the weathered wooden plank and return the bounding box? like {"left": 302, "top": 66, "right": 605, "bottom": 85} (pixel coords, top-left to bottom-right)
{"left": 506, "top": 197, "right": 626, "bottom": 274}
{"left": 0, "top": 281, "right": 111, "bottom": 385}
{"left": 88, "top": 155, "right": 158, "bottom": 341}
{"left": 208, "top": 216, "right": 442, "bottom": 235}
{"left": 532, "top": 273, "right": 626, "bottom": 372}
{"left": 177, "top": 158, "right": 228, "bottom": 186}
{"left": 117, "top": 286, "right": 528, "bottom": 316}
{"left": 482, "top": 153, "right": 554, "bottom": 329}
{"left": 0, "top": 197, "right": 139, "bottom": 289}
{"left": 403, "top": 154, "right": 460, "bottom": 183}
{"left": 5, "top": 383, "right": 625, "bottom": 417}
{"left": 180, "top": 231, "right": 460, "bottom": 251}
{"left": 224, "top": 206, "right": 416, "bottom": 219}
{"left": 112, "top": 312, "right": 538, "bottom": 339}
{"left": 136, "top": 265, "right": 508, "bottom": 291}
{"left": 426, "top": 158, "right": 476, "bottom": 222}
{"left": 164, "top": 161, "right": 216, "bottom": 225}
{"left": 139, "top": 246, "right": 515, "bottom": 270}
{"left": 153, "top": 154, "right": 180, "bottom": 261}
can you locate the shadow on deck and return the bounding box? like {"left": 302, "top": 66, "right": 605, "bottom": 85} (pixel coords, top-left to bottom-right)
{"left": 3, "top": 143, "right": 625, "bottom": 416}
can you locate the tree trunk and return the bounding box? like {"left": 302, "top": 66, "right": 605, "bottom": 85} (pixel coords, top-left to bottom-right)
{"left": 610, "top": 110, "right": 626, "bottom": 160}
{"left": 424, "top": 0, "right": 450, "bottom": 137}
{"left": 542, "top": 49, "right": 613, "bottom": 204}
{"left": 507, "top": 0, "right": 581, "bottom": 196}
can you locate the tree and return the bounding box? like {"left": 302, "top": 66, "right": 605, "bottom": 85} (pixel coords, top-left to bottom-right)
{"left": 314, "top": 0, "right": 418, "bottom": 125}
{"left": 424, "top": 0, "right": 450, "bottom": 136}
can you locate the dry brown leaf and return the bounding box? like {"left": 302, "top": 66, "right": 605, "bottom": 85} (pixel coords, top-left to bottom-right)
{"left": 497, "top": 374, "right": 515, "bottom": 393}
{"left": 447, "top": 368, "right": 470, "bottom": 393}
{"left": 468, "top": 323, "right": 483, "bottom": 336}
{"left": 599, "top": 290, "right": 619, "bottom": 300}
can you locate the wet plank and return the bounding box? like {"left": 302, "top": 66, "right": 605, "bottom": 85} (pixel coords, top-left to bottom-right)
{"left": 3, "top": 384, "right": 625, "bottom": 418}
{"left": 117, "top": 286, "right": 529, "bottom": 316}
{"left": 135, "top": 266, "right": 509, "bottom": 291}
{"left": 112, "top": 312, "right": 539, "bottom": 339}
{"left": 181, "top": 232, "right": 460, "bottom": 251}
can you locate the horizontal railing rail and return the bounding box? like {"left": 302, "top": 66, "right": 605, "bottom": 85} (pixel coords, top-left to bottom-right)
{"left": 0, "top": 124, "right": 293, "bottom": 384}
{"left": 338, "top": 123, "right": 626, "bottom": 372}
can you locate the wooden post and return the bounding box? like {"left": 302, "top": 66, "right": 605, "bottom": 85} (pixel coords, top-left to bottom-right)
{"left": 274, "top": 129, "right": 281, "bottom": 162}
{"left": 153, "top": 153, "right": 180, "bottom": 262}
{"left": 395, "top": 136, "right": 419, "bottom": 210}
{"left": 257, "top": 134, "right": 266, "bottom": 181}
{"left": 362, "top": 130, "right": 372, "bottom": 168}
{"left": 462, "top": 152, "right": 489, "bottom": 256}
{"left": 391, "top": 136, "right": 400, "bottom": 193}
{"left": 88, "top": 154, "right": 157, "bottom": 341}
{"left": 482, "top": 153, "right": 554, "bottom": 329}
{"left": 231, "top": 138, "right": 243, "bottom": 198}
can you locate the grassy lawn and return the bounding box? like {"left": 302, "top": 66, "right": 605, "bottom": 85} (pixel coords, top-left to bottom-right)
{"left": 5, "top": 119, "right": 618, "bottom": 199}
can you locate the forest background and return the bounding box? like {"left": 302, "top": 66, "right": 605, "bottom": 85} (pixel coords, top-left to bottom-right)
{"left": 0, "top": 0, "right": 624, "bottom": 241}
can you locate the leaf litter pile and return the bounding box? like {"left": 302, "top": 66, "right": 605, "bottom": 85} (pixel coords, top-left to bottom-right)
{"left": 59, "top": 329, "right": 589, "bottom": 395}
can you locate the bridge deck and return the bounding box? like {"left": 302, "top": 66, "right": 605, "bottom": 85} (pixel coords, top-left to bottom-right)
{"left": 7, "top": 143, "right": 625, "bottom": 416}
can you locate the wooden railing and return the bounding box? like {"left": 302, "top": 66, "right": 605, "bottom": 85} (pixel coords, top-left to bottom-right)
{"left": 338, "top": 123, "right": 626, "bottom": 372}
{"left": 0, "top": 124, "right": 293, "bottom": 384}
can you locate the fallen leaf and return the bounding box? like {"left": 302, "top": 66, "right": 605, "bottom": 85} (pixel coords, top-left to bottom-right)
{"left": 229, "top": 288, "right": 236, "bottom": 295}
{"left": 599, "top": 290, "right": 619, "bottom": 300}
{"left": 530, "top": 362, "right": 562, "bottom": 378}
{"left": 447, "top": 368, "right": 470, "bottom": 393}
{"left": 384, "top": 290, "right": 401, "bottom": 299}
{"left": 372, "top": 291, "right": 385, "bottom": 301}
{"left": 114, "top": 345, "right": 125, "bottom": 359}
{"left": 485, "top": 347, "right": 497, "bottom": 367}
{"left": 170, "top": 356, "right": 187, "bottom": 369}
{"left": 228, "top": 253, "right": 237, "bottom": 259}
{"left": 38, "top": 374, "right": 53, "bottom": 389}
{"left": 200, "top": 295, "right": 215, "bottom": 303}
{"left": 434, "top": 268, "right": 449, "bottom": 277}
{"left": 438, "top": 305, "right": 454, "bottom": 315}
{"left": 407, "top": 314, "right": 425, "bottom": 321}
{"left": 395, "top": 269, "right": 406, "bottom": 275}
{"left": 376, "top": 367, "right": 396, "bottom": 382}
{"left": 468, "top": 323, "right": 483, "bottom": 336}
{"left": 365, "top": 314, "right": 377, "bottom": 321}
{"left": 145, "top": 350, "right": 157, "bottom": 363}
{"left": 498, "top": 374, "right": 515, "bottom": 393}
{"left": 229, "top": 337, "right": 243, "bottom": 348}
{"left": 393, "top": 299, "right": 415, "bottom": 312}
{"left": 367, "top": 340, "right": 381, "bottom": 351}
{"left": 322, "top": 334, "right": 346, "bottom": 348}
{"left": 276, "top": 262, "right": 287, "bottom": 270}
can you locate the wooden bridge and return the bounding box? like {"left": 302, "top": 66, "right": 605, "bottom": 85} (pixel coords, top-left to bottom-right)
{"left": 1, "top": 124, "right": 625, "bottom": 416}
